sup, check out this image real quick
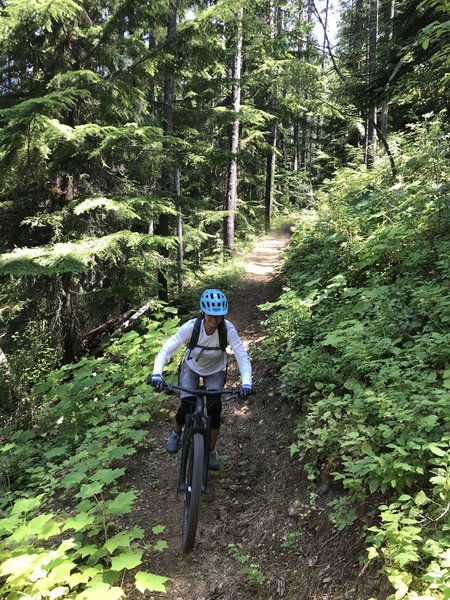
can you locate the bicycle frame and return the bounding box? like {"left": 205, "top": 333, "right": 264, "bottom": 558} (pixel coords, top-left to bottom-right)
{"left": 164, "top": 383, "right": 240, "bottom": 553}
{"left": 177, "top": 393, "right": 210, "bottom": 494}
{"left": 170, "top": 385, "right": 239, "bottom": 493}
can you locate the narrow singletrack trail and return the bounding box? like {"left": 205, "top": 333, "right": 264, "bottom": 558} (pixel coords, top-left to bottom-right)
{"left": 124, "top": 230, "right": 382, "bottom": 600}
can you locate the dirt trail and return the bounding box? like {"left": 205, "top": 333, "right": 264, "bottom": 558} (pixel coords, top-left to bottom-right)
{"left": 126, "top": 231, "right": 381, "bottom": 600}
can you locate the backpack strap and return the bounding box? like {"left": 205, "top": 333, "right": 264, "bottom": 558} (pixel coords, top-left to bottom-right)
{"left": 217, "top": 320, "right": 228, "bottom": 351}
{"left": 187, "top": 316, "right": 228, "bottom": 351}
{"left": 187, "top": 316, "right": 202, "bottom": 350}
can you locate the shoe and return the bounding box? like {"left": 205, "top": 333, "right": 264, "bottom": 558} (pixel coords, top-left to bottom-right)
{"left": 165, "top": 430, "right": 181, "bottom": 454}
{"left": 208, "top": 449, "right": 220, "bottom": 470}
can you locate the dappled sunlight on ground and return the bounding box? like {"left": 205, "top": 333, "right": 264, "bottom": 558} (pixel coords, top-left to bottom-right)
{"left": 120, "top": 228, "right": 374, "bottom": 599}
{"left": 240, "top": 237, "right": 287, "bottom": 277}
{"left": 229, "top": 402, "right": 253, "bottom": 420}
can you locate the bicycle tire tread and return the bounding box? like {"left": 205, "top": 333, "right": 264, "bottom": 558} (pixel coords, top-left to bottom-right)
{"left": 182, "top": 432, "right": 204, "bottom": 552}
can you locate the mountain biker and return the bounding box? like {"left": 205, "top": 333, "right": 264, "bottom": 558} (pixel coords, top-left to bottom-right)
{"left": 149, "top": 288, "right": 253, "bottom": 470}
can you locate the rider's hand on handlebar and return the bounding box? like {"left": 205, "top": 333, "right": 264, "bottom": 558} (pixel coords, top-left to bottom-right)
{"left": 238, "top": 384, "right": 253, "bottom": 398}
{"left": 148, "top": 374, "right": 164, "bottom": 392}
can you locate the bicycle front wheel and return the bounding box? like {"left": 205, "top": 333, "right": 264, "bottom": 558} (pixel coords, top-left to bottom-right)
{"left": 181, "top": 432, "right": 204, "bottom": 553}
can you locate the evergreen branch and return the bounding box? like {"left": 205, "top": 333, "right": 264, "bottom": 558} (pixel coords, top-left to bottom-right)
{"left": 0, "top": 232, "right": 175, "bottom": 277}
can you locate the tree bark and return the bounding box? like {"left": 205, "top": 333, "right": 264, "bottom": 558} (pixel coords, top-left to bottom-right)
{"left": 223, "top": 7, "right": 243, "bottom": 251}
{"left": 366, "top": 0, "right": 379, "bottom": 166}
{"left": 265, "top": 122, "right": 277, "bottom": 232}
{"left": 264, "top": 2, "right": 282, "bottom": 232}
{"left": 380, "top": 0, "right": 395, "bottom": 138}
{"left": 157, "top": 1, "right": 178, "bottom": 300}
{"left": 60, "top": 273, "right": 79, "bottom": 362}
{"left": 175, "top": 168, "right": 184, "bottom": 293}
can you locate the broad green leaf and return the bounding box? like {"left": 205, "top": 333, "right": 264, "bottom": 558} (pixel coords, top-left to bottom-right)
{"left": 75, "top": 545, "right": 99, "bottom": 558}
{"left": 0, "top": 553, "right": 38, "bottom": 576}
{"left": 75, "top": 582, "right": 124, "bottom": 600}
{"left": 396, "top": 551, "right": 419, "bottom": 566}
{"left": 368, "top": 479, "right": 379, "bottom": 493}
{"left": 48, "top": 561, "right": 77, "bottom": 584}
{"left": 397, "top": 494, "right": 412, "bottom": 502}
{"left": 414, "top": 490, "right": 430, "bottom": 506}
{"left": 48, "top": 585, "right": 69, "bottom": 600}
{"left": 135, "top": 571, "right": 170, "bottom": 593}
{"left": 154, "top": 540, "right": 168, "bottom": 552}
{"left": 92, "top": 468, "right": 125, "bottom": 485}
{"left": 0, "top": 443, "right": 16, "bottom": 452}
{"left": 75, "top": 482, "right": 104, "bottom": 499}
{"left": 67, "top": 571, "right": 93, "bottom": 587}
{"left": 48, "top": 585, "right": 69, "bottom": 598}
{"left": 104, "top": 528, "right": 144, "bottom": 553}
{"left": 61, "top": 470, "right": 87, "bottom": 489}
{"left": 163, "top": 306, "right": 178, "bottom": 314}
{"left": 0, "top": 515, "right": 19, "bottom": 535}
{"left": 105, "top": 491, "right": 137, "bottom": 514}
{"left": 62, "top": 512, "right": 96, "bottom": 532}
{"left": 44, "top": 445, "right": 69, "bottom": 459}
{"left": 419, "top": 415, "right": 439, "bottom": 430}
{"left": 110, "top": 550, "right": 143, "bottom": 571}
{"left": 126, "top": 430, "right": 147, "bottom": 442}
{"left": 322, "top": 333, "right": 340, "bottom": 347}
{"left": 352, "top": 300, "right": 371, "bottom": 314}
{"left": 10, "top": 495, "right": 44, "bottom": 515}
{"left": 152, "top": 524, "right": 166, "bottom": 535}
{"left": 394, "top": 579, "right": 409, "bottom": 600}
{"left": 107, "top": 446, "right": 135, "bottom": 460}
{"left": 26, "top": 513, "right": 60, "bottom": 540}
{"left": 9, "top": 523, "right": 33, "bottom": 543}
{"left": 428, "top": 443, "right": 446, "bottom": 457}
{"left": 68, "top": 567, "right": 99, "bottom": 585}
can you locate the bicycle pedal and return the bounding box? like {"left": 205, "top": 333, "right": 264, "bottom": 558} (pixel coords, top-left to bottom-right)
{"left": 178, "top": 483, "right": 186, "bottom": 493}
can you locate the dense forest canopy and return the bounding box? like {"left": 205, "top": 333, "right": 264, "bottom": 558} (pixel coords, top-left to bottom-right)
{"left": 0, "top": 0, "right": 449, "bottom": 597}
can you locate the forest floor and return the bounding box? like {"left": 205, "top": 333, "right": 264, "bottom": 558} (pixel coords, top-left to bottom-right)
{"left": 123, "top": 229, "right": 389, "bottom": 600}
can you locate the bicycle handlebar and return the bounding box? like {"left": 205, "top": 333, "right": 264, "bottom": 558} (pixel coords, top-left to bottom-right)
{"left": 163, "top": 383, "right": 256, "bottom": 397}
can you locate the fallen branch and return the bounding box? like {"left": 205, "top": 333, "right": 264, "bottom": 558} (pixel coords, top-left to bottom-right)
{"left": 110, "top": 302, "right": 153, "bottom": 338}
{"left": 82, "top": 302, "right": 153, "bottom": 353}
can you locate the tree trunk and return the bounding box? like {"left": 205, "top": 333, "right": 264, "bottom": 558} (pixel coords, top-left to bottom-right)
{"left": 366, "top": 0, "right": 379, "bottom": 166}
{"left": 223, "top": 7, "right": 243, "bottom": 251}
{"left": 157, "top": 1, "right": 178, "bottom": 301}
{"left": 293, "top": 121, "right": 299, "bottom": 171}
{"left": 175, "top": 168, "right": 184, "bottom": 293}
{"left": 380, "top": 0, "right": 395, "bottom": 138}
{"left": 321, "top": 0, "right": 330, "bottom": 68}
{"left": 59, "top": 273, "right": 79, "bottom": 363}
{"left": 264, "top": 3, "right": 283, "bottom": 232}
{"left": 265, "top": 122, "right": 278, "bottom": 232}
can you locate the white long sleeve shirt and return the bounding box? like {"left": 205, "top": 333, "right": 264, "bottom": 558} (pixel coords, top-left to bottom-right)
{"left": 152, "top": 318, "right": 252, "bottom": 385}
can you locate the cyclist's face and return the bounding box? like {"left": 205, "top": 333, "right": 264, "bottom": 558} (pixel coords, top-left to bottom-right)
{"left": 203, "top": 313, "right": 223, "bottom": 333}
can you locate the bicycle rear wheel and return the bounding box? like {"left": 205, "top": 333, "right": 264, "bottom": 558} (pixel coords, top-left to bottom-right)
{"left": 181, "top": 432, "right": 204, "bottom": 553}
{"left": 177, "top": 415, "right": 191, "bottom": 493}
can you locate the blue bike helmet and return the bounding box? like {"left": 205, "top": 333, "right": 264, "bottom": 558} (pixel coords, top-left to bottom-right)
{"left": 199, "top": 289, "right": 228, "bottom": 315}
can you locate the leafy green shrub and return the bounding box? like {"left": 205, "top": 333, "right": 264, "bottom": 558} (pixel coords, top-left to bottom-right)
{"left": 0, "top": 310, "right": 181, "bottom": 598}
{"left": 261, "top": 116, "right": 450, "bottom": 598}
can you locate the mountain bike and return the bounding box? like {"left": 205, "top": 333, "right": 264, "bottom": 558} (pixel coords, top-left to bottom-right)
{"left": 163, "top": 383, "right": 242, "bottom": 553}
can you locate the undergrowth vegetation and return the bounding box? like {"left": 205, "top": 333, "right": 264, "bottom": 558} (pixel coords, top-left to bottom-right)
{"left": 260, "top": 116, "right": 450, "bottom": 599}
{"left": 0, "top": 254, "right": 254, "bottom": 598}
{"left": 0, "top": 305, "right": 183, "bottom": 598}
